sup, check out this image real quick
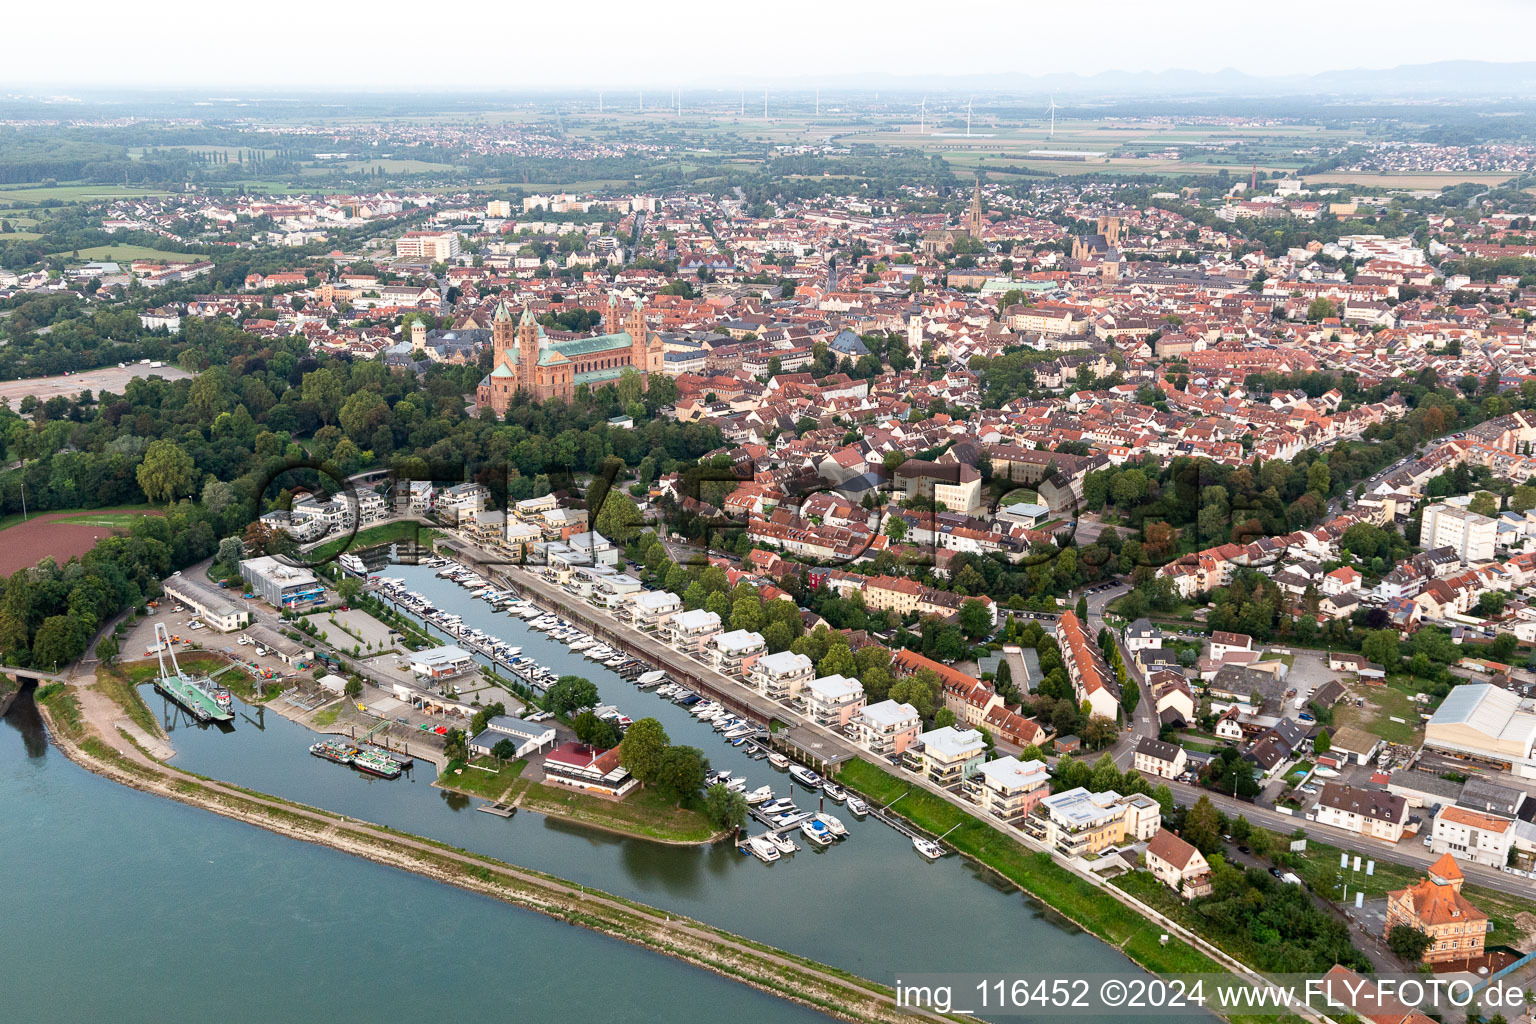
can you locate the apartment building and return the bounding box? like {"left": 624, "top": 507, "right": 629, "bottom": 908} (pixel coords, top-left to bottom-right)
{"left": 856, "top": 700, "right": 921, "bottom": 757}
{"left": 1314, "top": 783, "right": 1409, "bottom": 842}
{"left": 803, "top": 674, "right": 866, "bottom": 728}
{"left": 962, "top": 756, "right": 1049, "bottom": 825}
{"left": 1422, "top": 503, "right": 1497, "bottom": 565}
{"left": 627, "top": 589, "right": 682, "bottom": 632}
{"left": 863, "top": 574, "right": 925, "bottom": 617}
{"left": 395, "top": 231, "right": 461, "bottom": 261}
{"left": 1429, "top": 805, "right": 1514, "bottom": 868}
{"left": 1132, "top": 737, "right": 1188, "bottom": 780}
{"left": 713, "top": 628, "right": 766, "bottom": 679}
{"left": 1056, "top": 610, "right": 1121, "bottom": 722}
{"left": 749, "top": 649, "right": 813, "bottom": 701}
{"left": 666, "top": 608, "right": 721, "bottom": 659}
{"left": 1023, "top": 788, "right": 1161, "bottom": 857}
{"left": 904, "top": 726, "right": 987, "bottom": 786}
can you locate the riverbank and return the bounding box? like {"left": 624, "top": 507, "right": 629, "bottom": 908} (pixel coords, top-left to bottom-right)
{"left": 34, "top": 683, "right": 931, "bottom": 1024}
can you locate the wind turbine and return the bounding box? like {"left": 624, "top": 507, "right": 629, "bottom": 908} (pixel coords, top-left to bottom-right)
{"left": 815, "top": 88, "right": 820, "bottom": 116}
{"left": 920, "top": 95, "right": 926, "bottom": 135}
{"left": 966, "top": 96, "right": 973, "bottom": 137}
{"left": 1047, "top": 95, "right": 1059, "bottom": 139}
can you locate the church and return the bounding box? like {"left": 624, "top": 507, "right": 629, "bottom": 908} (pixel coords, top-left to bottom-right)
{"left": 920, "top": 175, "right": 987, "bottom": 254}
{"left": 476, "top": 294, "right": 666, "bottom": 413}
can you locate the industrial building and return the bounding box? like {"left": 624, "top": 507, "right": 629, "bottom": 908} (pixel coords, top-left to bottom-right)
{"left": 162, "top": 575, "right": 250, "bottom": 633}
{"left": 239, "top": 556, "right": 326, "bottom": 610}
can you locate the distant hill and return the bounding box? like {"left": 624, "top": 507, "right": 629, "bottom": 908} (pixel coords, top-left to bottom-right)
{"left": 814, "top": 60, "right": 1536, "bottom": 98}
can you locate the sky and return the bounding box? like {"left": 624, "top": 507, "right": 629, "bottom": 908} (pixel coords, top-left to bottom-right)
{"left": 6, "top": 0, "right": 1534, "bottom": 91}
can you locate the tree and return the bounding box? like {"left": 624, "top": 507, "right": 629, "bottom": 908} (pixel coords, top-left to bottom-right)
{"left": 1075, "top": 595, "right": 1088, "bottom": 620}
{"left": 594, "top": 489, "right": 644, "bottom": 546}
{"left": 656, "top": 745, "right": 709, "bottom": 806}
{"left": 545, "top": 675, "right": 599, "bottom": 716}
{"left": 490, "top": 737, "right": 518, "bottom": 762}
{"left": 30, "top": 615, "right": 87, "bottom": 669}
{"left": 1313, "top": 730, "right": 1331, "bottom": 755}
{"left": 958, "top": 599, "right": 992, "bottom": 641}
{"left": 1490, "top": 631, "right": 1519, "bottom": 662}
{"left": 1478, "top": 592, "right": 1507, "bottom": 618}
{"left": 573, "top": 710, "right": 622, "bottom": 749}
{"left": 1184, "top": 795, "right": 1222, "bottom": 855}
{"left": 933, "top": 707, "right": 958, "bottom": 729}
{"left": 137, "top": 439, "right": 197, "bottom": 504}
{"left": 619, "top": 717, "right": 670, "bottom": 785}
{"left": 344, "top": 676, "right": 363, "bottom": 698}
{"left": 704, "top": 783, "right": 748, "bottom": 831}
{"left": 1361, "top": 629, "right": 1400, "bottom": 669}
{"left": 97, "top": 635, "right": 119, "bottom": 665}
{"left": 215, "top": 536, "right": 244, "bottom": 571}
{"left": 443, "top": 727, "right": 468, "bottom": 762}
{"left": 1386, "top": 924, "right": 1434, "bottom": 962}
{"left": 1468, "top": 490, "right": 1499, "bottom": 518}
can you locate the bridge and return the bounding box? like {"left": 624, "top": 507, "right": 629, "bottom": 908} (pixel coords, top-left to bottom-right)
{"left": 0, "top": 665, "right": 72, "bottom": 686}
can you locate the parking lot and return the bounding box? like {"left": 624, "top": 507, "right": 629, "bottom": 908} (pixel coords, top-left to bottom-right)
{"left": 119, "top": 604, "right": 301, "bottom": 684}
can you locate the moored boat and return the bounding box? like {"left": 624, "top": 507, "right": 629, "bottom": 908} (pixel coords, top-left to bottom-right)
{"left": 913, "top": 836, "right": 944, "bottom": 860}
{"left": 846, "top": 796, "right": 869, "bottom": 816}
{"left": 788, "top": 765, "right": 822, "bottom": 790}
{"left": 800, "top": 819, "right": 832, "bottom": 846}
{"left": 767, "top": 751, "right": 789, "bottom": 769}
{"left": 815, "top": 812, "right": 848, "bottom": 838}
{"left": 822, "top": 781, "right": 846, "bottom": 803}
{"left": 745, "top": 785, "right": 774, "bottom": 805}
{"left": 746, "top": 835, "right": 780, "bottom": 863}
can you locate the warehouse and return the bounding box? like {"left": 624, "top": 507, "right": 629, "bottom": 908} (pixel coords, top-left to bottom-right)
{"left": 1424, "top": 683, "right": 1536, "bottom": 779}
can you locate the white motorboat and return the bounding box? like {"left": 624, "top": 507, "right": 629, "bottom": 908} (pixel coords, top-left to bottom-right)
{"left": 767, "top": 831, "right": 799, "bottom": 855}
{"left": 746, "top": 836, "right": 780, "bottom": 863}
{"left": 772, "top": 810, "right": 808, "bottom": 828}
{"left": 760, "top": 798, "right": 796, "bottom": 816}
{"left": 822, "top": 782, "right": 846, "bottom": 803}
{"left": 815, "top": 812, "right": 848, "bottom": 838}
{"left": 768, "top": 752, "right": 789, "bottom": 769}
{"left": 745, "top": 785, "right": 773, "bottom": 805}
{"left": 800, "top": 819, "right": 833, "bottom": 847}
{"left": 913, "top": 837, "right": 944, "bottom": 860}
{"left": 788, "top": 766, "right": 822, "bottom": 790}
{"left": 637, "top": 670, "right": 667, "bottom": 687}
{"left": 723, "top": 725, "right": 753, "bottom": 740}
{"left": 570, "top": 638, "right": 593, "bottom": 651}
{"left": 846, "top": 796, "right": 869, "bottom": 816}
{"left": 725, "top": 777, "right": 747, "bottom": 793}
{"left": 706, "top": 769, "right": 732, "bottom": 786}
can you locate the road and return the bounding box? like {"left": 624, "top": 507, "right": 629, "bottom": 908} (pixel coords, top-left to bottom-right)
{"left": 1073, "top": 580, "right": 1154, "bottom": 769}
{"left": 1163, "top": 778, "right": 1535, "bottom": 901}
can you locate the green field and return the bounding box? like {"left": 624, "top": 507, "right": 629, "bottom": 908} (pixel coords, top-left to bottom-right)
{"left": 0, "top": 184, "right": 172, "bottom": 203}
{"left": 436, "top": 756, "right": 528, "bottom": 801}
{"left": 54, "top": 511, "right": 159, "bottom": 529}
{"left": 53, "top": 244, "right": 202, "bottom": 264}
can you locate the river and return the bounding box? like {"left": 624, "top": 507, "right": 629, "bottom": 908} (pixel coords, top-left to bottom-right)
{"left": 135, "top": 564, "right": 1142, "bottom": 990}
{"left": 0, "top": 687, "right": 832, "bottom": 1024}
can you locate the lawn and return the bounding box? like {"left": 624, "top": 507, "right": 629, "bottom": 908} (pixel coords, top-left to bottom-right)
{"left": 1334, "top": 680, "right": 1424, "bottom": 745}
{"left": 516, "top": 778, "right": 719, "bottom": 843}
{"left": 837, "top": 759, "right": 1221, "bottom": 976}
{"left": 307, "top": 520, "right": 439, "bottom": 563}
{"left": 54, "top": 243, "right": 202, "bottom": 264}
{"left": 435, "top": 756, "right": 527, "bottom": 801}
{"left": 1283, "top": 837, "right": 1528, "bottom": 949}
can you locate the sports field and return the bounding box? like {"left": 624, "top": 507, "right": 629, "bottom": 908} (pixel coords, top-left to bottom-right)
{"left": 0, "top": 508, "right": 161, "bottom": 574}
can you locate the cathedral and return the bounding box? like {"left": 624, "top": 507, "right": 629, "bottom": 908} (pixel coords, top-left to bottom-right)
{"left": 475, "top": 294, "right": 665, "bottom": 413}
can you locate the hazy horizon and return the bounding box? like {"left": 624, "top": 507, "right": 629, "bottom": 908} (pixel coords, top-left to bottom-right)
{"left": 6, "top": 0, "right": 1534, "bottom": 93}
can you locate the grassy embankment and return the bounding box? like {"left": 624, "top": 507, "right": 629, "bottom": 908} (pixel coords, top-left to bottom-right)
{"left": 307, "top": 521, "right": 439, "bottom": 564}
{"left": 838, "top": 759, "right": 1215, "bottom": 974}
{"left": 435, "top": 757, "right": 720, "bottom": 843}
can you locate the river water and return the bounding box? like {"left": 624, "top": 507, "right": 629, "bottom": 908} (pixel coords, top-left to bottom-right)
{"left": 134, "top": 565, "right": 1141, "bottom": 986}
{"left": 0, "top": 688, "right": 831, "bottom": 1024}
